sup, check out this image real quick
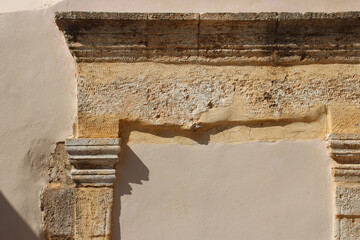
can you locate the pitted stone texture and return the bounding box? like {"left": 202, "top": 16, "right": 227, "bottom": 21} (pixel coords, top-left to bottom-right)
{"left": 336, "top": 184, "right": 360, "bottom": 216}
{"left": 75, "top": 188, "right": 113, "bottom": 239}
{"left": 41, "top": 185, "right": 75, "bottom": 239}
{"left": 76, "top": 63, "right": 360, "bottom": 137}
{"left": 335, "top": 218, "right": 360, "bottom": 240}
{"left": 48, "top": 142, "right": 72, "bottom": 184}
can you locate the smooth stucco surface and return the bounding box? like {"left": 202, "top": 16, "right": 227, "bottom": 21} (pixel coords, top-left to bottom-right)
{"left": 1, "top": 0, "right": 360, "bottom": 13}
{"left": 115, "top": 140, "right": 333, "bottom": 240}
{"left": 0, "top": 5, "right": 77, "bottom": 237}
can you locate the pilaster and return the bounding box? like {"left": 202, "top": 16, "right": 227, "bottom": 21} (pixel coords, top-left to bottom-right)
{"left": 327, "top": 133, "right": 360, "bottom": 239}
{"left": 65, "top": 138, "right": 121, "bottom": 240}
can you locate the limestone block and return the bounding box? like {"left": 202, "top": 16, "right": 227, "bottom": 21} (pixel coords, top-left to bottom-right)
{"left": 75, "top": 188, "right": 113, "bottom": 239}
{"left": 335, "top": 218, "right": 360, "bottom": 240}
{"left": 41, "top": 185, "right": 75, "bottom": 239}
{"left": 336, "top": 184, "right": 360, "bottom": 216}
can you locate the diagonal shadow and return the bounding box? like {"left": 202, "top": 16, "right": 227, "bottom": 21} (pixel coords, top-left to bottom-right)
{"left": 113, "top": 144, "right": 150, "bottom": 240}
{"left": 0, "top": 191, "right": 39, "bottom": 240}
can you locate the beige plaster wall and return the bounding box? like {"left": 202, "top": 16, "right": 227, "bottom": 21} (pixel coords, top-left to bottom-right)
{"left": 116, "top": 140, "right": 333, "bottom": 240}
{"left": 0, "top": 5, "right": 77, "bottom": 238}
{"left": 0, "top": 0, "right": 358, "bottom": 238}
{"left": 1, "top": 0, "right": 360, "bottom": 13}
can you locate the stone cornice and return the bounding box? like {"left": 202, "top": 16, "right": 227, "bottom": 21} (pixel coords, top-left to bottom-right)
{"left": 56, "top": 11, "right": 360, "bottom": 65}
{"left": 65, "top": 138, "right": 121, "bottom": 187}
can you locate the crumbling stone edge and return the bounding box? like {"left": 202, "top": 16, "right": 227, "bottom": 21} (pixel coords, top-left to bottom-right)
{"left": 41, "top": 139, "right": 120, "bottom": 240}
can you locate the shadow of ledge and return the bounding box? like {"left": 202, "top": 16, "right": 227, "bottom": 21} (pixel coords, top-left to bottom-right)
{"left": 113, "top": 144, "right": 150, "bottom": 240}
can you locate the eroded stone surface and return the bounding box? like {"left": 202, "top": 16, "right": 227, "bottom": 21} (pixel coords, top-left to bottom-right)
{"left": 56, "top": 12, "right": 360, "bottom": 64}
{"left": 76, "top": 63, "right": 360, "bottom": 138}
{"left": 48, "top": 142, "right": 73, "bottom": 184}
{"left": 41, "top": 185, "right": 75, "bottom": 239}
{"left": 336, "top": 184, "right": 360, "bottom": 216}
{"left": 75, "top": 188, "right": 113, "bottom": 239}
{"left": 335, "top": 218, "right": 360, "bottom": 240}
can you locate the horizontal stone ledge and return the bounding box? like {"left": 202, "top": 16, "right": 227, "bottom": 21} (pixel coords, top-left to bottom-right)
{"left": 56, "top": 11, "right": 360, "bottom": 65}
{"left": 56, "top": 11, "right": 360, "bottom": 21}
{"left": 71, "top": 169, "right": 116, "bottom": 175}
{"left": 68, "top": 154, "right": 119, "bottom": 162}
{"left": 329, "top": 149, "right": 360, "bottom": 161}
{"left": 328, "top": 133, "right": 360, "bottom": 141}
{"left": 72, "top": 175, "right": 116, "bottom": 187}
{"left": 66, "top": 145, "right": 121, "bottom": 154}
{"left": 65, "top": 138, "right": 120, "bottom": 146}
{"left": 333, "top": 164, "right": 360, "bottom": 183}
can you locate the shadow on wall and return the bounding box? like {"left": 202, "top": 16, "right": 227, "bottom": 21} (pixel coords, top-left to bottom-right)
{"left": 113, "top": 145, "right": 150, "bottom": 240}
{"left": 0, "top": 192, "right": 38, "bottom": 240}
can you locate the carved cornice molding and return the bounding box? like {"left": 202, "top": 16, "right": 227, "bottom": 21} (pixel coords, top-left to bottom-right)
{"left": 65, "top": 138, "right": 121, "bottom": 187}
{"left": 56, "top": 11, "right": 360, "bottom": 65}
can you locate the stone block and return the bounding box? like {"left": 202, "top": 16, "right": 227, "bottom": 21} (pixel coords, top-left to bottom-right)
{"left": 336, "top": 184, "right": 360, "bottom": 216}
{"left": 335, "top": 218, "right": 360, "bottom": 240}
{"left": 75, "top": 188, "right": 113, "bottom": 239}
{"left": 41, "top": 185, "right": 75, "bottom": 239}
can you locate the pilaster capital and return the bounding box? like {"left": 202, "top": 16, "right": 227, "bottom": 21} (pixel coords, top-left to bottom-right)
{"left": 326, "top": 133, "right": 360, "bottom": 163}
{"left": 65, "top": 138, "right": 121, "bottom": 187}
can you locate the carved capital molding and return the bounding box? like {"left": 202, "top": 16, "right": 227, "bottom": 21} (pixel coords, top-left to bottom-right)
{"left": 327, "top": 133, "right": 360, "bottom": 163}
{"left": 65, "top": 138, "right": 121, "bottom": 187}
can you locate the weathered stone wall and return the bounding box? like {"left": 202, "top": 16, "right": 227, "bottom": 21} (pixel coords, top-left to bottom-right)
{"left": 76, "top": 62, "right": 360, "bottom": 140}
